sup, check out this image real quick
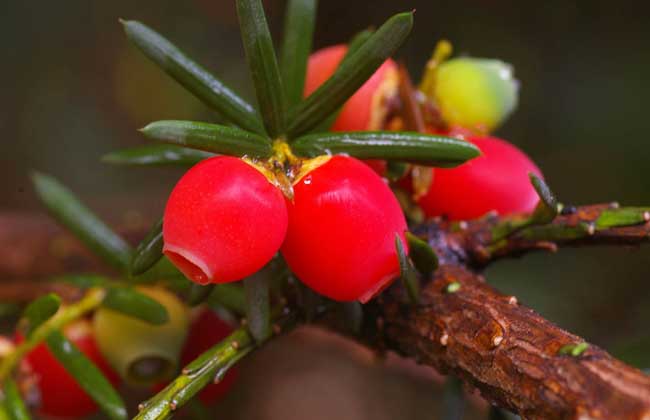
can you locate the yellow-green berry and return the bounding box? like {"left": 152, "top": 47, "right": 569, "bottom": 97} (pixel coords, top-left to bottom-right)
{"left": 433, "top": 57, "right": 518, "bottom": 132}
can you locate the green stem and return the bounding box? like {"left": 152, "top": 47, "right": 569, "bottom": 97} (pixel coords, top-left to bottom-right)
{"left": 0, "top": 288, "right": 106, "bottom": 381}
{"left": 134, "top": 326, "right": 261, "bottom": 420}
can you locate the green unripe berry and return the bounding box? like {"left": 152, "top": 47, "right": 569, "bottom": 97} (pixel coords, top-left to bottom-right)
{"left": 93, "top": 286, "right": 189, "bottom": 386}
{"left": 426, "top": 57, "right": 519, "bottom": 132}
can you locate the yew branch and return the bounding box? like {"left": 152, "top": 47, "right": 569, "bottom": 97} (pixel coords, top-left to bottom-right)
{"left": 1, "top": 211, "right": 650, "bottom": 419}
{"left": 375, "top": 264, "right": 650, "bottom": 420}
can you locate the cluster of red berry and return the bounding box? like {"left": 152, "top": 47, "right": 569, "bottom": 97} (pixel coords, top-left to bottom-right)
{"left": 305, "top": 42, "right": 542, "bottom": 222}
{"left": 162, "top": 40, "right": 542, "bottom": 307}
{"left": 4, "top": 23, "right": 545, "bottom": 420}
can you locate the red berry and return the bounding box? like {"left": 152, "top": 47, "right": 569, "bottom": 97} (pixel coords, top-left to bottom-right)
{"left": 417, "top": 136, "right": 542, "bottom": 220}
{"left": 281, "top": 156, "right": 408, "bottom": 302}
{"left": 181, "top": 310, "right": 237, "bottom": 404}
{"left": 163, "top": 156, "right": 288, "bottom": 284}
{"left": 305, "top": 44, "right": 398, "bottom": 132}
{"left": 20, "top": 320, "right": 119, "bottom": 419}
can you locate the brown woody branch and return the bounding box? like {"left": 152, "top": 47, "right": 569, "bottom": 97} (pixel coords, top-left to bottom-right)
{"left": 375, "top": 264, "right": 650, "bottom": 420}
{"left": 1, "top": 211, "right": 650, "bottom": 419}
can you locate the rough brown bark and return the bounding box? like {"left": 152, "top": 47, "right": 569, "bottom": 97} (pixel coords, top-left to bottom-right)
{"left": 2, "top": 211, "right": 650, "bottom": 419}
{"left": 377, "top": 264, "right": 650, "bottom": 420}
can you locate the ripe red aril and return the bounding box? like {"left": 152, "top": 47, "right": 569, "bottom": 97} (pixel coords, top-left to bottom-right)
{"left": 19, "top": 320, "right": 119, "bottom": 419}
{"left": 281, "top": 155, "right": 408, "bottom": 302}
{"left": 416, "top": 136, "right": 542, "bottom": 220}
{"left": 163, "top": 156, "right": 288, "bottom": 284}
{"left": 305, "top": 44, "right": 398, "bottom": 133}
{"left": 305, "top": 45, "right": 398, "bottom": 177}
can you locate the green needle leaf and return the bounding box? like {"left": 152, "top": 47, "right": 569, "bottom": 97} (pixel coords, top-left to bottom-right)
{"left": 313, "top": 28, "right": 374, "bottom": 132}
{"left": 492, "top": 174, "right": 559, "bottom": 242}
{"left": 46, "top": 331, "right": 127, "bottom": 420}
{"left": 386, "top": 161, "right": 409, "bottom": 181}
{"left": 529, "top": 173, "right": 558, "bottom": 224}
{"left": 121, "top": 20, "right": 264, "bottom": 134}
{"left": 243, "top": 274, "right": 271, "bottom": 342}
{"left": 346, "top": 29, "right": 375, "bottom": 57}
{"left": 280, "top": 0, "right": 317, "bottom": 107}
{"left": 395, "top": 234, "right": 419, "bottom": 305}
{"left": 236, "top": 0, "right": 287, "bottom": 137}
{"left": 206, "top": 284, "right": 247, "bottom": 315}
{"left": 23, "top": 293, "right": 61, "bottom": 337}
{"left": 488, "top": 407, "right": 514, "bottom": 420}
{"left": 0, "top": 402, "right": 9, "bottom": 420}
{"left": 441, "top": 376, "right": 465, "bottom": 420}
{"left": 102, "top": 286, "right": 170, "bottom": 325}
{"left": 55, "top": 274, "right": 109, "bottom": 289}
{"left": 187, "top": 284, "right": 215, "bottom": 307}
{"left": 596, "top": 207, "right": 650, "bottom": 228}
{"left": 405, "top": 232, "right": 438, "bottom": 276}
{"left": 130, "top": 218, "right": 164, "bottom": 276}
{"left": 102, "top": 144, "right": 214, "bottom": 167}
{"left": 292, "top": 131, "right": 480, "bottom": 166}
{"left": 140, "top": 120, "right": 272, "bottom": 158}
{"left": 31, "top": 172, "right": 132, "bottom": 271}
{"left": 3, "top": 379, "right": 31, "bottom": 420}
{"left": 288, "top": 11, "right": 413, "bottom": 137}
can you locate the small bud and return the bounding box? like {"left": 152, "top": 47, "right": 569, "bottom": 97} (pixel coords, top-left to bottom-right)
{"left": 492, "top": 335, "right": 504, "bottom": 347}
{"left": 445, "top": 282, "right": 461, "bottom": 293}
{"left": 508, "top": 296, "right": 518, "bottom": 305}
{"left": 558, "top": 342, "right": 589, "bottom": 357}
{"left": 440, "top": 333, "right": 449, "bottom": 346}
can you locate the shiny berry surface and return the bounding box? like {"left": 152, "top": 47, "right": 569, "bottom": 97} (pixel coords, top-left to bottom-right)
{"left": 304, "top": 44, "right": 397, "bottom": 131}
{"left": 281, "top": 156, "right": 408, "bottom": 302}
{"left": 21, "top": 320, "right": 119, "bottom": 419}
{"left": 417, "top": 136, "right": 542, "bottom": 220}
{"left": 163, "top": 156, "right": 288, "bottom": 284}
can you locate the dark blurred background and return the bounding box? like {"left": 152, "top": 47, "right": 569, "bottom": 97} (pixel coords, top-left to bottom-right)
{"left": 2, "top": 1, "right": 649, "bottom": 418}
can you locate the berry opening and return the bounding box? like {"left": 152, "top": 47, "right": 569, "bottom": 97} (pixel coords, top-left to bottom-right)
{"left": 163, "top": 244, "right": 212, "bottom": 285}
{"left": 127, "top": 355, "right": 175, "bottom": 385}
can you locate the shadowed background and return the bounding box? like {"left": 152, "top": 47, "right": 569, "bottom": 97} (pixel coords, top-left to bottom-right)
{"left": 1, "top": 1, "right": 649, "bottom": 418}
